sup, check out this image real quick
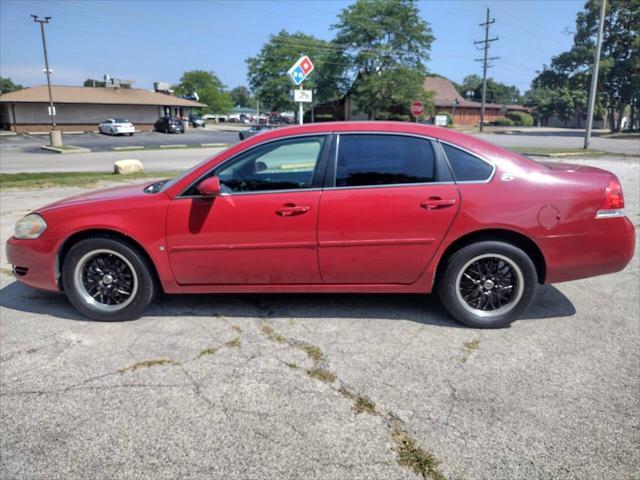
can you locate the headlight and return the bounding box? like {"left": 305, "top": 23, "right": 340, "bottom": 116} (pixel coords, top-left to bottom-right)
{"left": 14, "top": 214, "right": 47, "bottom": 239}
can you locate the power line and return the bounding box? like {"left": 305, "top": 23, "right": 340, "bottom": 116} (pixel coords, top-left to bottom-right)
{"left": 474, "top": 8, "right": 499, "bottom": 132}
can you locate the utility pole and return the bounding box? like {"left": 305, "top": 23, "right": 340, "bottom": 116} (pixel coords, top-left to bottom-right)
{"left": 474, "top": 8, "right": 499, "bottom": 132}
{"left": 31, "top": 15, "right": 56, "bottom": 129}
{"left": 583, "top": 0, "right": 606, "bottom": 149}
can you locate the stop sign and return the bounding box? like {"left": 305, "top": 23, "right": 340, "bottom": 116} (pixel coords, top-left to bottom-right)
{"left": 410, "top": 101, "right": 424, "bottom": 117}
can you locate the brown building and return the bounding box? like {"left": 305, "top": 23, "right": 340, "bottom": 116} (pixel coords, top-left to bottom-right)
{"left": 423, "top": 77, "right": 528, "bottom": 126}
{"left": 0, "top": 85, "right": 206, "bottom": 133}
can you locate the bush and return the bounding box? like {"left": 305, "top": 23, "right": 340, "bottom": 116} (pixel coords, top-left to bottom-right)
{"left": 492, "top": 117, "right": 514, "bottom": 126}
{"left": 506, "top": 111, "right": 534, "bottom": 126}
{"left": 435, "top": 111, "right": 453, "bottom": 125}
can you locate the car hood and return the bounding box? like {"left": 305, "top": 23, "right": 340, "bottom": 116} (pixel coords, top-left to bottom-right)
{"left": 37, "top": 183, "right": 152, "bottom": 213}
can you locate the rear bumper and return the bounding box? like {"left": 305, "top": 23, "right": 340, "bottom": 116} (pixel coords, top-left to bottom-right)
{"left": 5, "top": 236, "right": 60, "bottom": 292}
{"left": 538, "top": 215, "right": 636, "bottom": 284}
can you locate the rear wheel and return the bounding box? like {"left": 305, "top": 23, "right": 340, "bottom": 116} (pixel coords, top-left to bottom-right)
{"left": 62, "top": 237, "right": 156, "bottom": 321}
{"left": 437, "top": 241, "right": 538, "bottom": 328}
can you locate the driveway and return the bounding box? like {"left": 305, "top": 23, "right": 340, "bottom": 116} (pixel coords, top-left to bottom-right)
{"left": 0, "top": 156, "right": 638, "bottom": 480}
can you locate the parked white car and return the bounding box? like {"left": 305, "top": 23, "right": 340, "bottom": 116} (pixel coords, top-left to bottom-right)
{"left": 99, "top": 118, "right": 135, "bottom": 136}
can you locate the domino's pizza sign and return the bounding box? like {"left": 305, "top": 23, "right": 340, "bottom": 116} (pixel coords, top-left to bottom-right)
{"left": 287, "top": 55, "right": 315, "bottom": 86}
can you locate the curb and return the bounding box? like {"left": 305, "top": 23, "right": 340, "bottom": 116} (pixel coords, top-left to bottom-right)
{"left": 113, "top": 146, "right": 144, "bottom": 151}
{"left": 41, "top": 145, "right": 92, "bottom": 154}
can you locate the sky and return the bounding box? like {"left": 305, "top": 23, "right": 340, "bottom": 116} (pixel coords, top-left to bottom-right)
{"left": 0, "top": 0, "right": 584, "bottom": 94}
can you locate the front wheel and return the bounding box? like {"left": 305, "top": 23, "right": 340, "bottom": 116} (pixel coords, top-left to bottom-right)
{"left": 437, "top": 241, "right": 538, "bottom": 328}
{"left": 62, "top": 237, "right": 156, "bottom": 321}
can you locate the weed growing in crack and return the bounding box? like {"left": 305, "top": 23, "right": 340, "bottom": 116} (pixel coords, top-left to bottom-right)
{"left": 460, "top": 339, "right": 480, "bottom": 363}
{"left": 224, "top": 338, "right": 241, "bottom": 348}
{"left": 198, "top": 347, "right": 218, "bottom": 357}
{"left": 261, "top": 323, "right": 287, "bottom": 343}
{"left": 392, "top": 426, "right": 446, "bottom": 480}
{"left": 285, "top": 362, "right": 299, "bottom": 369}
{"left": 232, "top": 325, "right": 242, "bottom": 333}
{"left": 338, "top": 387, "right": 376, "bottom": 415}
{"left": 302, "top": 345, "right": 325, "bottom": 362}
{"left": 118, "top": 358, "right": 179, "bottom": 373}
{"left": 306, "top": 368, "right": 336, "bottom": 383}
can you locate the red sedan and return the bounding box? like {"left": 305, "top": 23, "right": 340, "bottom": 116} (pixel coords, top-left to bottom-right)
{"left": 6, "top": 122, "right": 635, "bottom": 328}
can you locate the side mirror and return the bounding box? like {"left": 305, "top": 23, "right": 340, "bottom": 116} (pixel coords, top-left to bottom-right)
{"left": 196, "top": 176, "right": 221, "bottom": 197}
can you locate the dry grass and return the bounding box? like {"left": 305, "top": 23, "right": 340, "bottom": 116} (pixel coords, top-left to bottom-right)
{"left": 118, "top": 358, "right": 179, "bottom": 373}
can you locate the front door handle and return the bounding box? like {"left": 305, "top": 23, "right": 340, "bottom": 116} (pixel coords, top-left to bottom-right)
{"left": 275, "top": 203, "right": 310, "bottom": 217}
{"left": 421, "top": 197, "right": 457, "bottom": 210}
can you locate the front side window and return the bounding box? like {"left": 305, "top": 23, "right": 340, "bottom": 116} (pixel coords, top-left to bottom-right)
{"left": 215, "top": 136, "right": 325, "bottom": 193}
{"left": 335, "top": 134, "right": 435, "bottom": 187}
{"left": 441, "top": 143, "right": 493, "bottom": 182}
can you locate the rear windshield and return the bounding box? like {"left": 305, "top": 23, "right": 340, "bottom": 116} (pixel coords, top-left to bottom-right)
{"left": 114, "top": 118, "right": 129, "bottom": 123}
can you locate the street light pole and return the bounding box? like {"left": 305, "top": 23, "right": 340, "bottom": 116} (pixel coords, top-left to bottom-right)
{"left": 583, "top": 0, "right": 606, "bottom": 150}
{"left": 31, "top": 15, "right": 56, "bottom": 129}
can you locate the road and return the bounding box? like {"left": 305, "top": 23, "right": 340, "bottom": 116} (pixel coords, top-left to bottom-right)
{"left": 0, "top": 156, "right": 638, "bottom": 479}
{"left": 1, "top": 127, "right": 637, "bottom": 174}
{"left": 475, "top": 128, "right": 639, "bottom": 155}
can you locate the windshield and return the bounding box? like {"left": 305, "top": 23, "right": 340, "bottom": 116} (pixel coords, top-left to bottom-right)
{"left": 114, "top": 118, "right": 129, "bottom": 123}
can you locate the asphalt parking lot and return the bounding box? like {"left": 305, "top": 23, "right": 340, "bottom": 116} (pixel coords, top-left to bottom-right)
{"left": 0, "top": 128, "right": 240, "bottom": 153}
{"left": 0, "top": 156, "right": 638, "bottom": 479}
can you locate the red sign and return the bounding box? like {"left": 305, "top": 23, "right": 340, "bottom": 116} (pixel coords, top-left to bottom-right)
{"left": 410, "top": 101, "right": 425, "bottom": 117}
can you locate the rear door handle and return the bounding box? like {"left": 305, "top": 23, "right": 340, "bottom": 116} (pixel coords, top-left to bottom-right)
{"left": 421, "top": 197, "right": 457, "bottom": 210}
{"left": 275, "top": 203, "right": 310, "bottom": 216}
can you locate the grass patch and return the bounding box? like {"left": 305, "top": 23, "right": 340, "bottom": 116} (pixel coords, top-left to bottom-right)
{"left": 285, "top": 362, "right": 299, "bottom": 370}
{"left": 261, "top": 323, "right": 287, "bottom": 343}
{"left": 301, "top": 345, "right": 325, "bottom": 362}
{"left": 306, "top": 367, "right": 336, "bottom": 384}
{"left": 198, "top": 347, "right": 218, "bottom": 357}
{"left": 0, "top": 171, "right": 180, "bottom": 190}
{"left": 118, "top": 358, "right": 179, "bottom": 373}
{"left": 232, "top": 325, "right": 242, "bottom": 333}
{"left": 224, "top": 338, "right": 241, "bottom": 348}
{"left": 393, "top": 427, "right": 446, "bottom": 480}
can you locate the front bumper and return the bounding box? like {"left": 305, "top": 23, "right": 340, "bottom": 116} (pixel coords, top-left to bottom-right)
{"left": 538, "top": 215, "right": 636, "bottom": 284}
{"left": 5, "top": 236, "right": 60, "bottom": 292}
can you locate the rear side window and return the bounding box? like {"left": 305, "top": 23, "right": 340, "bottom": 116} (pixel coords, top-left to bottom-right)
{"left": 336, "top": 134, "right": 435, "bottom": 187}
{"left": 441, "top": 143, "right": 493, "bottom": 182}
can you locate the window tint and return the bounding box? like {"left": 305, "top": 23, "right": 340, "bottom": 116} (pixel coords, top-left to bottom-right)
{"left": 336, "top": 134, "right": 435, "bottom": 187}
{"left": 216, "top": 136, "right": 324, "bottom": 193}
{"left": 441, "top": 143, "right": 493, "bottom": 182}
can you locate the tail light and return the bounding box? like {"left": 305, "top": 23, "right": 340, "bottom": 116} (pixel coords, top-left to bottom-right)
{"left": 596, "top": 178, "right": 625, "bottom": 218}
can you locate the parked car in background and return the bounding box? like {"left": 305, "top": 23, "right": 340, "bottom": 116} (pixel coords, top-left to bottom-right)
{"left": 238, "top": 124, "right": 274, "bottom": 140}
{"left": 189, "top": 114, "right": 205, "bottom": 128}
{"left": 6, "top": 122, "right": 635, "bottom": 327}
{"left": 99, "top": 118, "right": 135, "bottom": 136}
{"left": 154, "top": 116, "right": 185, "bottom": 134}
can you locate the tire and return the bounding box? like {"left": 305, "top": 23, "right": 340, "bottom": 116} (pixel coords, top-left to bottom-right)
{"left": 437, "top": 241, "right": 538, "bottom": 328}
{"left": 62, "top": 237, "right": 157, "bottom": 321}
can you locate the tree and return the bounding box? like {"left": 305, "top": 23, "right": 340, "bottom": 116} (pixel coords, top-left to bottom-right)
{"left": 333, "top": 0, "right": 434, "bottom": 119}
{"left": 229, "top": 86, "right": 253, "bottom": 108}
{"left": 529, "top": 0, "right": 639, "bottom": 132}
{"left": 173, "top": 70, "right": 233, "bottom": 114}
{"left": 456, "top": 74, "right": 521, "bottom": 104}
{"left": 83, "top": 78, "right": 106, "bottom": 87}
{"left": 0, "top": 77, "right": 23, "bottom": 94}
{"left": 246, "top": 30, "right": 347, "bottom": 113}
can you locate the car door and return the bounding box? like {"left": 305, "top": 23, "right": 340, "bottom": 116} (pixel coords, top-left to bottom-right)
{"left": 166, "top": 135, "right": 330, "bottom": 285}
{"left": 318, "top": 133, "right": 460, "bottom": 284}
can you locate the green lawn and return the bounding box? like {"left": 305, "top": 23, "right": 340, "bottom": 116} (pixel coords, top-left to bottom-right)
{"left": 0, "top": 171, "right": 181, "bottom": 190}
